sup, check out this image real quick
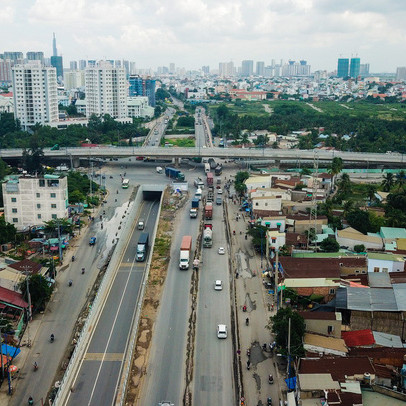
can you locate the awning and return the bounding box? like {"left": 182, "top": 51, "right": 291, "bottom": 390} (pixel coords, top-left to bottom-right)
{"left": 265, "top": 222, "right": 270, "bottom": 225}
{"left": 276, "top": 223, "right": 281, "bottom": 226}
{"left": 1, "top": 344, "right": 20, "bottom": 358}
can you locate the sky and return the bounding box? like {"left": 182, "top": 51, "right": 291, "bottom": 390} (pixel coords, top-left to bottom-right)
{"left": 1, "top": 0, "right": 405, "bottom": 72}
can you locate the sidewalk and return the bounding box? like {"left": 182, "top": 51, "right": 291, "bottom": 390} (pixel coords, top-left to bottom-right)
{"left": 227, "top": 193, "right": 285, "bottom": 405}
{"left": 0, "top": 203, "right": 102, "bottom": 404}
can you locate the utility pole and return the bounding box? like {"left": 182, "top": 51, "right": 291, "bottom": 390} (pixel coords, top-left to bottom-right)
{"left": 274, "top": 250, "right": 278, "bottom": 309}
{"left": 287, "top": 317, "right": 291, "bottom": 378}
{"left": 57, "top": 221, "right": 63, "bottom": 261}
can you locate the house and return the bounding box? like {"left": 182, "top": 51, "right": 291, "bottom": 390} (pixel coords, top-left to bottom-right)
{"left": 285, "top": 232, "right": 307, "bottom": 250}
{"left": 299, "top": 311, "right": 342, "bottom": 338}
{"left": 335, "top": 227, "right": 383, "bottom": 251}
{"left": 252, "top": 195, "right": 282, "bottom": 214}
{"left": 367, "top": 252, "right": 405, "bottom": 273}
{"left": 303, "top": 333, "right": 348, "bottom": 357}
{"left": 249, "top": 187, "right": 291, "bottom": 201}
{"left": 0, "top": 285, "right": 28, "bottom": 337}
{"left": 267, "top": 230, "right": 285, "bottom": 251}
{"left": 256, "top": 216, "right": 286, "bottom": 232}
{"left": 379, "top": 227, "right": 406, "bottom": 244}
{"left": 279, "top": 257, "right": 342, "bottom": 279}
{"left": 286, "top": 214, "right": 328, "bottom": 233}
{"left": 284, "top": 278, "right": 340, "bottom": 303}
{"left": 374, "top": 191, "right": 389, "bottom": 203}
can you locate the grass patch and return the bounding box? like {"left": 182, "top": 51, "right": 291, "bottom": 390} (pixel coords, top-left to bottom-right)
{"left": 154, "top": 236, "right": 171, "bottom": 256}
{"left": 165, "top": 137, "right": 195, "bottom": 147}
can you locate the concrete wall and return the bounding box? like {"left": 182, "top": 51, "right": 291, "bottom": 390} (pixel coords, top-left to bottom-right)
{"left": 367, "top": 258, "right": 404, "bottom": 273}
{"left": 304, "top": 314, "right": 342, "bottom": 338}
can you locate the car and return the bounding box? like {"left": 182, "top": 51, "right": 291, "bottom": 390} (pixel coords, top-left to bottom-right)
{"left": 217, "top": 189, "right": 223, "bottom": 195}
{"left": 218, "top": 247, "right": 225, "bottom": 255}
{"left": 217, "top": 324, "right": 227, "bottom": 339}
{"left": 214, "top": 280, "right": 223, "bottom": 291}
{"left": 216, "top": 197, "right": 222, "bottom": 206}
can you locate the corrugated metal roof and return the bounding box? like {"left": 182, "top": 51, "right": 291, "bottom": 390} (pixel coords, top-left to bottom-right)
{"left": 380, "top": 227, "right": 406, "bottom": 239}
{"left": 346, "top": 287, "right": 397, "bottom": 312}
{"left": 298, "top": 373, "right": 340, "bottom": 391}
{"left": 368, "top": 272, "right": 391, "bottom": 288}
{"left": 393, "top": 284, "right": 406, "bottom": 311}
{"left": 372, "top": 331, "right": 403, "bottom": 348}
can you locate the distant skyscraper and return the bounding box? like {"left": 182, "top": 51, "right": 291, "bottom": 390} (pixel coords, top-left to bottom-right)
{"left": 129, "top": 62, "right": 136, "bottom": 75}
{"left": 12, "top": 64, "right": 58, "bottom": 129}
{"left": 122, "top": 60, "right": 129, "bottom": 76}
{"left": 88, "top": 60, "right": 96, "bottom": 67}
{"left": 115, "top": 60, "right": 121, "bottom": 68}
{"left": 128, "top": 75, "right": 156, "bottom": 106}
{"left": 359, "top": 63, "right": 370, "bottom": 77}
{"left": 337, "top": 58, "right": 349, "bottom": 78}
{"left": 169, "top": 63, "right": 175, "bottom": 74}
{"left": 350, "top": 57, "right": 360, "bottom": 78}
{"left": 241, "top": 60, "right": 254, "bottom": 76}
{"left": 202, "top": 66, "right": 210, "bottom": 75}
{"left": 85, "top": 61, "right": 128, "bottom": 118}
{"left": 79, "top": 60, "right": 87, "bottom": 70}
{"left": 256, "top": 61, "right": 265, "bottom": 76}
{"left": 396, "top": 67, "right": 406, "bottom": 81}
{"left": 70, "top": 61, "right": 78, "bottom": 70}
{"left": 3, "top": 52, "right": 23, "bottom": 62}
{"left": 26, "top": 52, "right": 44, "bottom": 64}
{"left": 52, "top": 33, "right": 58, "bottom": 57}
{"left": 219, "top": 62, "right": 234, "bottom": 77}
{"left": 0, "top": 59, "right": 13, "bottom": 82}
{"left": 144, "top": 78, "right": 156, "bottom": 106}
{"left": 51, "top": 56, "right": 63, "bottom": 80}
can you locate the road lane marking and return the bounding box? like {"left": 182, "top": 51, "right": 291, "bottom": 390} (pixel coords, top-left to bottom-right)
{"left": 84, "top": 353, "right": 123, "bottom": 361}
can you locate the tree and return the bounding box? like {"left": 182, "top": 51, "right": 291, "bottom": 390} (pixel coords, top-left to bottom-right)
{"left": 0, "top": 217, "right": 17, "bottom": 244}
{"left": 354, "top": 244, "right": 366, "bottom": 253}
{"left": 329, "top": 157, "right": 343, "bottom": 188}
{"left": 154, "top": 105, "right": 162, "bottom": 118}
{"left": 19, "top": 274, "right": 53, "bottom": 312}
{"left": 235, "top": 171, "right": 249, "bottom": 196}
{"left": 338, "top": 173, "right": 351, "bottom": 196}
{"left": 346, "top": 208, "right": 371, "bottom": 234}
{"left": 300, "top": 167, "right": 312, "bottom": 176}
{"left": 382, "top": 172, "right": 395, "bottom": 192}
{"left": 155, "top": 87, "right": 170, "bottom": 101}
{"left": 320, "top": 237, "right": 340, "bottom": 252}
{"left": 395, "top": 170, "right": 406, "bottom": 191}
{"left": 247, "top": 225, "right": 268, "bottom": 253}
{"left": 270, "top": 308, "right": 305, "bottom": 358}
{"left": 43, "top": 218, "right": 74, "bottom": 237}
{"left": 367, "top": 185, "right": 377, "bottom": 203}
{"left": 22, "top": 143, "right": 44, "bottom": 174}
{"left": 304, "top": 228, "right": 316, "bottom": 243}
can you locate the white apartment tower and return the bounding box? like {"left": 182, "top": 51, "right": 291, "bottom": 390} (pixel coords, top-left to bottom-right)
{"left": 12, "top": 64, "right": 58, "bottom": 130}
{"left": 85, "top": 61, "right": 128, "bottom": 118}
{"left": 2, "top": 175, "right": 68, "bottom": 231}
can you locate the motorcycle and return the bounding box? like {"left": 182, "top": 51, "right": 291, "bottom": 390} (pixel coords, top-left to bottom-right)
{"left": 81, "top": 268, "right": 85, "bottom": 274}
{"left": 50, "top": 334, "right": 55, "bottom": 343}
{"left": 268, "top": 374, "right": 274, "bottom": 384}
{"left": 28, "top": 397, "right": 34, "bottom": 406}
{"left": 247, "top": 360, "right": 251, "bottom": 370}
{"left": 267, "top": 397, "right": 272, "bottom": 406}
{"left": 72, "top": 256, "right": 75, "bottom": 262}
{"left": 246, "top": 317, "right": 249, "bottom": 326}
{"left": 68, "top": 280, "right": 73, "bottom": 287}
{"left": 246, "top": 348, "right": 250, "bottom": 357}
{"left": 262, "top": 343, "right": 267, "bottom": 352}
{"left": 33, "top": 362, "right": 38, "bottom": 371}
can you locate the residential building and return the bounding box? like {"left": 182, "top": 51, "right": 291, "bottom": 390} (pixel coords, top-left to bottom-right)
{"left": 299, "top": 311, "right": 342, "bottom": 338}
{"left": 350, "top": 57, "right": 360, "bottom": 78}
{"left": 359, "top": 63, "right": 370, "bottom": 76}
{"left": 26, "top": 52, "right": 44, "bottom": 64}
{"left": 0, "top": 59, "right": 13, "bottom": 82}
{"left": 3, "top": 52, "right": 23, "bottom": 62}
{"left": 79, "top": 59, "right": 87, "bottom": 70}
{"left": 337, "top": 58, "right": 349, "bottom": 78}
{"left": 336, "top": 227, "right": 383, "bottom": 251}
{"left": 202, "top": 65, "right": 210, "bottom": 75}
{"left": 2, "top": 174, "right": 68, "bottom": 231}
{"left": 0, "top": 94, "right": 14, "bottom": 113}
{"left": 256, "top": 61, "right": 265, "bottom": 76}
{"left": 64, "top": 70, "right": 85, "bottom": 90}
{"left": 367, "top": 252, "right": 405, "bottom": 273}
{"left": 70, "top": 61, "right": 78, "bottom": 70}
{"left": 241, "top": 60, "right": 254, "bottom": 76}
{"left": 128, "top": 75, "right": 156, "bottom": 106}
{"left": 169, "top": 63, "right": 175, "bottom": 74}
{"left": 219, "top": 62, "right": 234, "bottom": 77}
{"left": 12, "top": 64, "right": 58, "bottom": 129}
{"left": 267, "top": 229, "right": 285, "bottom": 251}
{"left": 396, "top": 67, "right": 406, "bottom": 81}
{"left": 127, "top": 96, "right": 154, "bottom": 118}
{"left": 85, "top": 61, "right": 128, "bottom": 118}
{"left": 303, "top": 333, "right": 348, "bottom": 357}
{"left": 252, "top": 195, "right": 282, "bottom": 214}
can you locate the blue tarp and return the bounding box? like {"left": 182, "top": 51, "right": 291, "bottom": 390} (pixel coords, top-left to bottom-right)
{"left": 1, "top": 344, "right": 20, "bottom": 358}
{"left": 285, "top": 377, "right": 296, "bottom": 390}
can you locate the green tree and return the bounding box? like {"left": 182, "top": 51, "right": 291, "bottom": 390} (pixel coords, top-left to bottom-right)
{"left": 329, "top": 157, "right": 343, "bottom": 187}
{"left": 367, "top": 185, "right": 377, "bottom": 203}
{"left": 354, "top": 244, "right": 366, "bottom": 253}
{"left": 346, "top": 208, "right": 371, "bottom": 234}
{"left": 0, "top": 217, "right": 17, "bottom": 244}
{"left": 320, "top": 237, "right": 340, "bottom": 252}
{"left": 234, "top": 171, "right": 249, "bottom": 196}
{"left": 19, "top": 274, "right": 53, "bottom": 312}
{"left": 300, "top": 167, "right": 312, "bottom": 176}
{"left": 154, "top": 105, "right": 162, "bottom": 118}
{"left": 22, "top": 139, "right": 45, "bottom": 174}
{"left": 304, "top": 228, "right": 316, "bottom": 243}
{"left": 43, "top": 218, "right": 73, "bottom": 237}
{"left": 338, "top": 173, "right": 352, "bottom": 196}
{"left": 270, "top": 308, "right": 305, "bottom": 358}
{"left": 382, "top": 172, "right": 395, "bottom": 192}
{"left": 395, "top": 170, "right": 406, "bottom": 191}
{"left": 247, "top": 225, "right": 268, "bottom": 253}
{"left": 155, "top": 87, "right": 171, "bottom": 101}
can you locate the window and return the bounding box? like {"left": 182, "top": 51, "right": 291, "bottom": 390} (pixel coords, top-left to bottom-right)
{"left": 11, "top": 197, "right": 16, "bottom": 202}
{"left": 50, "top": 193, "right": 56, "bottom": 198}
{"left": 12, "top": 218, "right": 18, "bottom": 223}
{"left": 37, "top": 204, "right": 41, "bottom": 209}
{"left": 374, "top": 267, "right": 380, "bottom": 273}
{"left": 383, "top": 268, "right": 388, "bottom": 273}
{"left": 39, "top": 179, "right": 45, "bottom": 187}
{"left": 51, "top": 214, "right": 57, "bottom": 219}
{"left": 51, "top": 204, "right": 57, "bottom": 209}
{"left": 37, "top": 214, "right": 41, "bottom": 219}
{"left": 329, "top": 288, "right": 335, "bottom": 294}
{"left": 327, "top": 325, "right": 334, "bottom": 334}
{"left": 12, "top": 208, "right": 17, "bottom": 213}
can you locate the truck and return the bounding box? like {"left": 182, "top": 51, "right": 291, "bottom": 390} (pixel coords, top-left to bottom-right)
{"left": 194, "top": 178, "right": 204, "bottom": 189}
{"left": 204, "top": 163, "right": 210, "bottom": 173}
{"left": 179, "top": 236, "right": 192, "bottom": 270}
{"left": 190, "top": 198, "right": 199, "bottom": 218}
{"left": 207, "top": 172, "right": 214, "bottom": 186}
{"left": 204, "top": 203, "right": 213, "bottom": 220}
{"left": 165, "top": 167, "right": 185, "bottom": 181}
{"left": 156, "top": 166, "right": 163, "bottom": 174}
{"left": 136, "top": 232, "right": 149, "bottom": 262}
{"left": 195, "top": 188, "right": 202, "bottom": 201}
{"left": 203, "top": 224, "right": 213, "bottom": 248}
{"left": 207, "top": 186, "right": 214, "bottom": 202}
{"left": 208, "top": 158, "right": 217, "bottom": 169}
{"left": 215, "top": 164, "right": 223, "bottom": 176}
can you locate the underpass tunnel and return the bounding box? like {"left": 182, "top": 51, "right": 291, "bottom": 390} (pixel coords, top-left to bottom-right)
{"left": 140, "top": 184, "right": 165, "bottom": 201}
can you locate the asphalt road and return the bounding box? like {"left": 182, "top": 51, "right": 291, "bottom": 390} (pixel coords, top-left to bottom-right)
{"left": 144, "top": 108, "right": 175, "bottom": 148}
{"left": 192, "top": 188, "right": 235, "bottom": 405}
{"left": 140, "top": 184, "right": 201, "bottom": 405}
{"left": 66, "top": 199, "right": 160, "bottom": 406}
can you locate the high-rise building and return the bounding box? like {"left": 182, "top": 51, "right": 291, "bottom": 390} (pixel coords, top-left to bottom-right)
{"left": 202, "top": 66, "right": 210, "bottom": 75}
{"left": 52, "top": 32, "right": 58, "bottom": 57}
{"left": 256, "top": 61, "right": 265, "bottom": 76}
{"left": 3, "top": 52, "right": 23, "bottom": 62}
{"left": 85, "top": 61, "right": 128, "bottom": 118}
{"left": 359, "top": 63, "right": 370, "bottom": 77}
{"left": 70, "top": 61, "right": 78, "bottom": 70}
{"left": 241, "top": 60, "right": 254, "bottom": 76}
{"left": 128, "top": 75, "right": 156, "bottom": 106}
{"left": 396, "top": 67, "right": 406, "bottom": 81}
{"left": 337, "top": 58, "right": 349, "bottom": 78}
{"left": 350, "top": 57, "right": 360, "bottom": 78}
{"left": 79, "top": 60, "right": 87, "bottom": 70}
{"left": 12, "top": 64, "right": 58, "bottom": 129}
{"left": 26, "top": 52, "right": 44, "bottom": 64}
{"left": 115, "top": 60, "right": 121, "bottom": 68}
{"left": 51, "top": 56, "right": 63, "bottom": 80}
{"left": 0, "top": 59, "right": 13, "bottom": 82}
{"left": 169, "top": 63, "right": 175, "bottom": 74}
{"left": 219, "top": 62, "right": 234, "bottom": 77}
{"left": 129, "top": 62, "right": 136, "bottom": 75}
{"left": 122, "top": 60, "right": 129, "bottom": 76}
{"left": 64, "top": 70, "right": 85, "bottom": 90}
{"left": 88, "top": 60, "right": 96, "bottom": 67}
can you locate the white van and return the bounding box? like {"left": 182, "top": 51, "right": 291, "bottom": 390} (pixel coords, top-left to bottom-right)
{"left": 195, "top": 188, "right": 202, "bottom": 200}
{"left": 156, "top": 166, "right": 163, "bottom": 174}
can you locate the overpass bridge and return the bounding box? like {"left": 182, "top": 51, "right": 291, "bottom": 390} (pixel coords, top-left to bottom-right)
{"left": 0, "top": 147, "right": 405, "bottom": 166}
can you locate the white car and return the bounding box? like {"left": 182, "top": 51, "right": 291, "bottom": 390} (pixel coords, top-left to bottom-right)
{"left": 214, "top": 280, "right": 223, "bottom": 291}
{"left": 218, "top": 247, "right": 225, "bottom": 255}
{"left": 217, "top": 324, "right": 227, "bottom": 339}
{"left": 217, "top": 189, "right": 223, "bottom": 194}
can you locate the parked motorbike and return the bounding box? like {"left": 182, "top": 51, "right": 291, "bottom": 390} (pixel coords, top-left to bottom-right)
{"left": 267, "top": 397, "right": 272, "bottom": 406}
{"left": 33, "top": 362, "right": 38, "bottom": 371}
{"left": 81, "top": 268, "right": 85, "bottom": 274}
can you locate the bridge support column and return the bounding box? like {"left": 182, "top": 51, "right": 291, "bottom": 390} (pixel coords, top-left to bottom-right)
{"left": 174, "top": 157, "right": 180, "bottom": 168}
{"left": 73, "top": 157, "right": 81, "bottom": 168}
{"left": 274, "top": 159, "right": 281, "bottom": 168}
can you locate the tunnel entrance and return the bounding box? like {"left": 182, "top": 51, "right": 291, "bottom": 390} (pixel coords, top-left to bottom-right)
{"left": 141, "top": 184, "right": 165, "bottom": 200}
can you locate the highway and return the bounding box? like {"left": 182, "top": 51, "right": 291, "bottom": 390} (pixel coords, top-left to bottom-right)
{"left": 193, "top": 186, "right": 235, "bottom": 405}
{"left": 144, "top": 107, "right": 176, "bottom": 148}
{"left": 140, "top": 193, "right": 200, "bottom": 405}
{"left": 66, "top": 199, "right": 160, "bottom": 406}
{"left": 1, "top": 146, "right": 405, "bottom": 165}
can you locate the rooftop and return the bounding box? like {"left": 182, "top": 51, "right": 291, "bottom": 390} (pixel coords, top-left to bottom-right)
{"left": 298, "top": 311, "right": 338, "bottom": 320}
{"left": 304, "top": 333, "right": 348, "bottom": 354}
{"left": 0, "top": 286, "right": 28, "bottom": 309}
{"left": 368, "top": 252, "right": 405, "bottom": 262}
{"left": 8, "top": 258, "right": 42, "bottom": 274}
{"left": 342, "top": 329, "right": 375, "bottom": 347}
{"left": 380, "top": 227, "right": 406, "bottom": 240}
{"left": 298, "top": 373, "right": 340, "bottom": 391}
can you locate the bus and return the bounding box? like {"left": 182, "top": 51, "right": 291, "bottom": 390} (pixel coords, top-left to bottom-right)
{"left": 122, "top": 179, "right": 130, "bottom": 189}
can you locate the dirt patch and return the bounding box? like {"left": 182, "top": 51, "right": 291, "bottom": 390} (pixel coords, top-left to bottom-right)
{"left": 124, "top": 188, "right": 184, "bottom": 405}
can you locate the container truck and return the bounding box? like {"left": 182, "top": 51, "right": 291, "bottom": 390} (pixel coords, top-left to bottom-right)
{"left": 207, "top": 186, "right": 214, "bottom": 202}
{"left": 207, "top": 172, "right": 214, "bottom": 186}
{"left": 165, "top": 167, "right": 185, "bottom": 181}
{"left": 190, "top": 198, "right": 199, "bottom": 218}
{"left": 136, "top": 232, "right": 149, "bottom": 262}
{"left": 214, "top": 164, "right": 223, "bottom": 176}
{"left": 203, "top": 224, "right": 213, "bottom": 248}
{"left": 179, "top": 236, "right": 192, "bottom": 270}
{"left": 204, "top": 203, "right": 213, "bottom": 220}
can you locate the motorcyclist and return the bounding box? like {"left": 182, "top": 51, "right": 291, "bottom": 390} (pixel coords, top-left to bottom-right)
{"left": 246, "top": 317, "right": 249, "bottom": 326}
{"left": 82, "top": 268, "right": 85, "bottom": 274}
{"left": 28, "top": 396, "right": 34, "bottom": 405}
{"left": 50, "top": 334, "right": 54, "bottom": 342}
{"left": 68, "top": 280, "right": 73, "bottom": 287}
{"left": 33, "top": 361, "right": 38, "bottom": 370}
{"left": 72, "top": 255, "right": 75, "bottom": 262}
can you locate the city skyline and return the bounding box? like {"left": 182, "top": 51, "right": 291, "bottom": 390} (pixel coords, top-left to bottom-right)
{"left": 1, "top": 0, "right": 405, "bottom": 72}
